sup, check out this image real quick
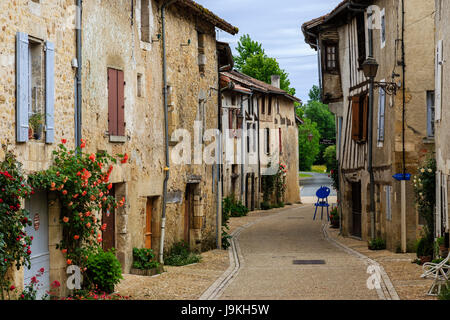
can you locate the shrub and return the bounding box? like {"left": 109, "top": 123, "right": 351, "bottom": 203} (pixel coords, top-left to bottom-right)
{"left": 164, "top": 241, "right": 201, "bottom": 266}
{"left": 439, "top": 282, "right": 450, "bottom": 300}
{"left": 368, "top": 238, "right": 386, "bottom": 250}
{"left": 0, "top": 152, "right": 33, "bottom": 300}
{"left": 223, "top": 195, "right": 249, "bottom": 218}
{"left": 85, "top": 248, "right": 123, "bottom": 294}
{"left": 261, "top": 201, "right": 271, "bottom": 210}
{"left": 132, "top": 248, "right": 160, "bottom": 270}
{"left": 416, "top": 237, "right": 434, "bottom": 258}
{"left": 29, "top": 140, "right": 125, "bottom": 270}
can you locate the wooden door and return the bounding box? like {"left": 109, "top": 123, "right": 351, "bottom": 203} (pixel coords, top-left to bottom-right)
{"left": 184, "top": 185, "right": 192, "bottom": 244}
{"left": 352, "top": 182, "right": 362, "bottom": 238}
{"left": 102, "top": 185, "right": 115, "bottom": 251}
{"left": 145, "top": 198, "right": 153, "bottom": 249}
{"left": 24, "top": 191, "right": 49, "bottom": 299}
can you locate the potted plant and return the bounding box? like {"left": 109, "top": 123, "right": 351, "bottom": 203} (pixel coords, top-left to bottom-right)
{"left": 130, "top": 248, "right": 164, "bottom": 276}
{"left": 416, "top": 237, "right": 434, "bottom": 264}
{"left": 29, "top": 113, "right": 43, "bottom": 140}
{"left": 329, "top": 207, "right": 339, "bottom": 228}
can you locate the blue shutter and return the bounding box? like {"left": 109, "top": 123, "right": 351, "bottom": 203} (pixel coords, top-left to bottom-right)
{"left": 45, "top": 41, "right": 55, "bottom": 143}
{"left": 16, "top": 32, "right": 29, "bottom": 142}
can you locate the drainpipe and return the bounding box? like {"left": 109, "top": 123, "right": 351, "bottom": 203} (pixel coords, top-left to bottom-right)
{"left": 367, "top": 6, "right": 376, "bottom": 241}
{"left": 159, "top": 0, "right": 177, "bottom": 264}
{"left": 400, "top": 0, "right": 407, "bottom": 253}
{"left": 75, "top": 0, "right": 82, "bottom": 148}
{"left": 216, "top": 60, "right": 223, "bottom": 250}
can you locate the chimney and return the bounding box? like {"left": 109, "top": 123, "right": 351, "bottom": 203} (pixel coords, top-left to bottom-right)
{"left": 271, "top": 75, "right": 280, "bottom": 88}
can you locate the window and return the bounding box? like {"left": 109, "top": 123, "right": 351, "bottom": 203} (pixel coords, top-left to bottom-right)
{"left": 16, "top": 32, "right": 55, "bottom": 143}
{"left": 380, "top": 9, "right": 386, "bottom": 49}
{"left": 377, "top": 87, "right": 386, "bottom": 144}
{"left": 264, "top": 128, "right": 270, "bottom": 154}
{"left": 140, "top": 0, "right": 150, "bottom": 43}
{"left": 261, "top": 97, "right": 265, "bottom": 114}
{"left": 356, "top": 13, "right": 367, "bottom": 68}
{"left": 325, "top": 44, "right": 338, "bottom": 71}
{"left": 108, "top": 68, "right": 125, "bottom": 138}
{"left": 137, "top": 73, "right": 143, "bottom": 97}
{"left": 197, "top": 31, "right": 206, "bottom": 74}
{"left": 279, "top": 128, "right": 282, "bottom": 155}
{"left": 427, "top": 91, "right": 435, "bottom": 138}
{"left": 268, "top": 96, "right": 272, "bottom": 115}
{"left": 351, "top": 94, "right": 368, "bottom": 143}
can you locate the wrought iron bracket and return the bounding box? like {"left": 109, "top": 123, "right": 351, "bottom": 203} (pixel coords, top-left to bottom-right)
{"left": 374, "top": 81, "right": 400, "bottom": 95}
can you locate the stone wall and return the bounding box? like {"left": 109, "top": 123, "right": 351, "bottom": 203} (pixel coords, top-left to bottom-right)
{"left": 0, "top": 0, "right": 77, "bottom": 294}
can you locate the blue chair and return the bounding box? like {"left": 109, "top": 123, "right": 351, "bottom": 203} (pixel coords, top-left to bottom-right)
{"left": 313, "top": 186, "right": 331, "bottom": 221}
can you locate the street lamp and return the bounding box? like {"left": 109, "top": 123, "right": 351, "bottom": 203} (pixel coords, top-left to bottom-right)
{"left": 362, "top": 57, "right": 379, "bottom": 79}
{"left": 308, "top": 133, "right": 314, "bottom": 142}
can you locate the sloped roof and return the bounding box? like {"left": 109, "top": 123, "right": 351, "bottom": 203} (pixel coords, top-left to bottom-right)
{"left": 302, "top": 0, "right": 369, "bottom": 48}
{"left": 221, "top": 70, "right": 301, "bottom": 104}
{"left": 177, "top": 0, "right": 239, "bottom": 35}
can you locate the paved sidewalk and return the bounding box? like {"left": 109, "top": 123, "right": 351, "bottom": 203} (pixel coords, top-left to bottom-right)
{"left": 217, "top": 205, "right": 379, "bottom": 300}
{"left": 326, "top": 227, "right": 437, "bottom": 300}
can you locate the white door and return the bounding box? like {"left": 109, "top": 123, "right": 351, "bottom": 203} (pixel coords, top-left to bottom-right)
{"left": 24, "top": 191, "right": 50, "bottom": 299}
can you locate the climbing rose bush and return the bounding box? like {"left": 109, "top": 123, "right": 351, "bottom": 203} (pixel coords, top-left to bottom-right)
{"left": 29, "top": 140, "right": 126, "bottom": 271}
{"left": 0, "top": 153, "right": 33, "bottom": 300}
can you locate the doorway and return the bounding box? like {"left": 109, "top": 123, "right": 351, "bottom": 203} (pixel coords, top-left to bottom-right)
{"left": 24, "top": 191, "right": 49, "bottom": 299}
{"left": 145, "top": 197, "right": 158, "bottom": 250}
{"left": 102, "top": 185, "right": 116, "bottom": 251}
{"left": 351, "top": 182, "right": 362, "bottom": 238}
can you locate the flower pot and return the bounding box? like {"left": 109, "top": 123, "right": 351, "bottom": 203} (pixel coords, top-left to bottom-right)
{"left": 33, "top": 125, "right": 43, "bottom": 140}
{"left": 130, "top": 265, "right": 164, "bottom": 277}
{"left": 420, "top": 255, "right": 432, "bottom": 264}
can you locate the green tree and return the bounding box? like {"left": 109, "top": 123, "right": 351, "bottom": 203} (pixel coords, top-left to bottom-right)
{"left": 301, "top": 86, "right": 336, "bottom": 163}
{"left": 298, "top": 116, "right": 320, "bottom": 171}
{"left": 323, "top": 145, "right": 337, "bottom": 172}
{"left": 234, "top": 35, "right": 296, "bottom": 96}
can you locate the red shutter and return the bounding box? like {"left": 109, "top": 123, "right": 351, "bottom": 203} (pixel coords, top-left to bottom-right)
{"left": 361, "top": 95, "right": 368, "bottom": 142}
{"left": 117, "top": 70, "right": 125, "bottom": 136}
{"left": 351, "top": 96, "right": 360, "bottom": 141}
{"left": 108, "top": 68, "right": 118, "bottom": 136}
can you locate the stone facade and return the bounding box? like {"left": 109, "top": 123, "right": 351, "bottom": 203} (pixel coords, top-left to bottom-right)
{"left": 81, "top": 0, "right": 238, "bottom": 271}
{"left": 220, "top": 70, "right": 301, "bottom": 208}
{"left": 303, "top": 0, "right": 435, "bottom": 251}
{"left": 1, "top": 0, "right": 238, "bottom": 295}
{"left": 0, "top": 0, "right": 78, "bottom": 297}
{"left": 434, "top": 0, "right": 450, "bottom": 239}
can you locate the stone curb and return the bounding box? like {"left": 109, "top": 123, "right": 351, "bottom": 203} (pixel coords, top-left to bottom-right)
{"left": 321, "top": 223, "right": 400, "bottom": 300}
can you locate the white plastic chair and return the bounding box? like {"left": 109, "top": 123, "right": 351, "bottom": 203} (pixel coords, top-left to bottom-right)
{"left": 421, "top": 252, "right": 450, "bottom": 296}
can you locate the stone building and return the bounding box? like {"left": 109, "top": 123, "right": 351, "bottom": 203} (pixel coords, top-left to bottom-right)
{"left": 220, "top": 68, "right": 301, "bottom": 208}
{"left": 434, "top": 0, "right": 450, "bottom": 240}
{"left": 303, "top": 0, "right": 435, "bottom": 251}
{"left": 80, "top": 0, "right": 238, "bottom": 272}
{"left": 1, "top": 0, "right": 238, "bottom": 297}
{"left": 0, "top": 0, "right": 78, "bottom": 298}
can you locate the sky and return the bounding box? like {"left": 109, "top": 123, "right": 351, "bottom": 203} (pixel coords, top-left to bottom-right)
{"left": 194, "top": 0, "right": 342, "bottom": 103}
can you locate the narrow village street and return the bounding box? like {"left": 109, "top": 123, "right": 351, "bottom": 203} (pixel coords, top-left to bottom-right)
{"left": 214, "top": 205, "right": 379, "bottom": 300}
